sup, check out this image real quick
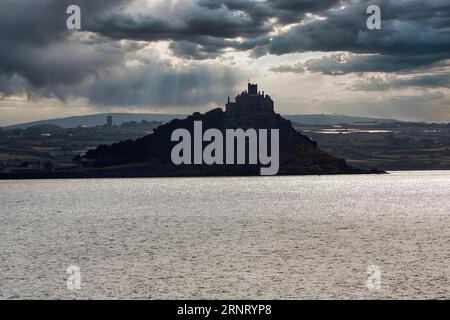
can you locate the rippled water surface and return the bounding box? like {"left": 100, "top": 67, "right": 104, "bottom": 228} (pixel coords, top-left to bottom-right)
{"left": 0, "top": 171, "right": 449, "bottom": 299}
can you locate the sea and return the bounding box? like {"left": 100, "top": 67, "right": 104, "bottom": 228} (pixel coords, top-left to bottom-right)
{"left": 0, "top": 171, "right": 449, "bottom": 299}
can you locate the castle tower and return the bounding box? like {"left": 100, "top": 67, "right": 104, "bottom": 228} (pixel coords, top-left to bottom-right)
{"left": 226, "top": 83, "right": 274, "bottom": 118}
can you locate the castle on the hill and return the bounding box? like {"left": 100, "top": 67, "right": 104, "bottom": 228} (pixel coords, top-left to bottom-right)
{"left": 226, "top": 83, "right": 274, "bottom": 118}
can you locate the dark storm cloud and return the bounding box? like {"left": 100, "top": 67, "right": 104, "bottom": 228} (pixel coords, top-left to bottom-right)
{"left": 267, "top": 0, "right": 450, "bottom": 73}
{"left": 0, "top": 0, "right": 250, "bottom": 106}
{"left": 268, "top": 0, "right": 450, "bottom": 56}
{"left": 0, "top": 0, "right": 129, "bottom": 96}
{"left": 92, "top": 0, "right": 341, "bottom": 59}
{"left": 86, "top": 0, "right": 450, "bottom": 75}
{"left": 2, "top": 0, "right": 450, "bottom": 107}
{"left": 267, "top": 0, "right": 341, "bottom": 23}
{"left": 198, "top": 0, "right": 341, "bottom": 24}
{"left": 93, "top": 2, "right": 270, "bottom": 41}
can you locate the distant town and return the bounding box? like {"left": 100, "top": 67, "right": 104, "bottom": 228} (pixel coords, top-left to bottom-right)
{"left": 0, "top": 117, "right": 162, "bottom": 175}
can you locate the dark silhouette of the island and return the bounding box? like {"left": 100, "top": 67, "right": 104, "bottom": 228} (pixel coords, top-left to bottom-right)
{"left": 0, "top": 84, "right": 383, "bottom": 179}
{"left": 76, "top": 84, "right": 382, "bottom": 178}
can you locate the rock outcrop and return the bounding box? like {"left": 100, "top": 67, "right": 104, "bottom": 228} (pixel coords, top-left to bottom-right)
{"left": 81, "top": 108, "right": 381, "bottom": 177}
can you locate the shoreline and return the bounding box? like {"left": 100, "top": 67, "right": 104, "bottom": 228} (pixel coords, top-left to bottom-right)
{"left": 0, "top": 169, "right": 386, "bottom": 180}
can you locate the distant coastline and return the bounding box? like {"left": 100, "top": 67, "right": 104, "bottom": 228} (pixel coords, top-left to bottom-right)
{"left": 2, "top": 113, "right": 403, "bottom": 130}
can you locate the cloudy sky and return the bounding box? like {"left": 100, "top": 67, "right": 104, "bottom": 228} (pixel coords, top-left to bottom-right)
{"left": 1, "top": 0, "right": 449, "bottom": 125}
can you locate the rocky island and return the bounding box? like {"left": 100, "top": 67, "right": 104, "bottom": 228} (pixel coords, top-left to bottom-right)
{"left": 0, "top": 84, "right": 384, "bottom": 179}
{"left": 77, "top": 84, "right": 382, "bottom": 178}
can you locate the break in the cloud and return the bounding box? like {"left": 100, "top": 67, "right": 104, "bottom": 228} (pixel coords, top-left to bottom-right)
{"left": 1, "top": 0, "right": 450, "bottom": 125}
{"left": 271, "top": 53, "right": 450, "bottom": 75}
{"left": 353, "top": 73, "right": 450, "bottom": 91}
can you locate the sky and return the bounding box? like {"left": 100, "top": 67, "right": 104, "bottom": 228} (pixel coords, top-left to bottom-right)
{"left": 0, "top": 0, "right": 450, "bottom": 126}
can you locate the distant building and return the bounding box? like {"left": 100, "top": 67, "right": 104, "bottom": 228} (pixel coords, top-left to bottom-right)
{"left": 226, "top": 83, "right": 274, "bottom": 118}
{"left": 106, "top": 115, "right": 113, "bottom": 126}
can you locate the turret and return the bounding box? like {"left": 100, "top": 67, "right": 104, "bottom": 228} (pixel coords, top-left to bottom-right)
{"left": 248, "top": 83, "right": 258, "bottom": 95}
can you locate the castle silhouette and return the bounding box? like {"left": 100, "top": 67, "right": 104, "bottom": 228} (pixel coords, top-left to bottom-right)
{"left": 226, "top": 83, "right": 274, "bottom": 118}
